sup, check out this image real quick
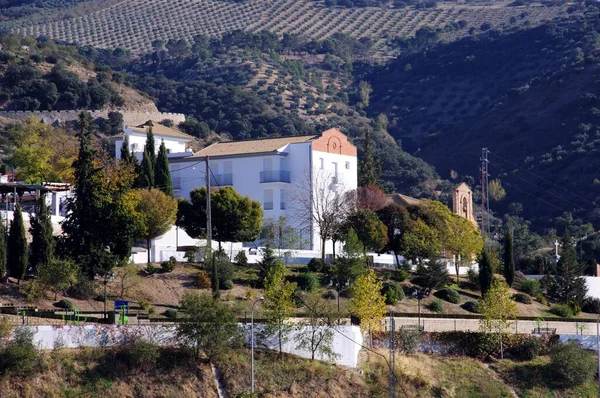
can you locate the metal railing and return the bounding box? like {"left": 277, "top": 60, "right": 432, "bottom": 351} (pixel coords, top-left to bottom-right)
{"left": 212, "top": 174, "right": 233, "bottom": 186}
{"left": 260, "top": 170, "right": 291, "bottom": 183}
{"left": 263, "top": 202, "right": 274, "bottom": 210}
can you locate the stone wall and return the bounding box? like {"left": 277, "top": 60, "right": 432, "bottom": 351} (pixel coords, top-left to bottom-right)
{"left": 0, "top": 110, "right": 186, "bottom": 126}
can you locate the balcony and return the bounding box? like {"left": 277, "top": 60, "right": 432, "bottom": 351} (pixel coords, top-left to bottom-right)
{"left": 211, "top": 174, "right": 233, "bottom": 186}
{"left": 260, "top": 170, "right": 291, "bottom": 183}
{"left": 331, "top": 174, "right": 343, "bottom": 185}
{"left": 263, "top": 202, "right": 274, "bottom": 210}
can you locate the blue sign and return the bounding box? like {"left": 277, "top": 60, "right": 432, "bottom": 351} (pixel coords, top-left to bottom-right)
{"left": 113, "top": 300, "right": 129, "bottom": 315}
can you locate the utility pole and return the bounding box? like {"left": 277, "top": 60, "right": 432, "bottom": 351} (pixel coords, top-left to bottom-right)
{"left": 389, "top": 312, "right": 396, "bottom": 398}
{"left": 480, "top": 148, "right": 490, "bottom": 244}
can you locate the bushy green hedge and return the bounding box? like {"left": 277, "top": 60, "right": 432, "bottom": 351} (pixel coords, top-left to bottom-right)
{"left": 438, "top": 288, "right": 460, "bottom": 304}
{"left": 295, "top": 273, "right": 319, "bottom": 292}
{"left": 513, "top": 292, "right": 532, "bottom": 305}
{"left": 550, "top": 304, "right": 574, "bottom": 318}
{"left": 381, "top": 282, "right": 404, "bottom": 305}
{"left": 550, "top": 341, "right": 596, "bottom": 387}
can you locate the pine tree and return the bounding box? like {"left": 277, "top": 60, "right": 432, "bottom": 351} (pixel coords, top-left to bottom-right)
{"left": 257, "top": 244, "right": 281, "bottom": 283}
{"left": 416, "top": 257, "right": 449, "bottom": 290}
{"left": 29, "top": 198, "right": 54, "bottom": 275}
{"left": 155, "top": 140, "right": 173, "bottom": 196}
{"left": 503, "top": 229, "right": 515, "bottom": 287}
{"left": 0, "top": 220, "right": 6, "bottom": 280}
{"left": 7, "top": 204, "right": 28, "bottom": 283}
{"left": 479, "top": 248, "right": 494, "bottom": 296}
{"left": 550, "top": 234, "right": 587, "bottom": 304}
{"left": 139, "top": 148, "right": 155, "bottom": 188}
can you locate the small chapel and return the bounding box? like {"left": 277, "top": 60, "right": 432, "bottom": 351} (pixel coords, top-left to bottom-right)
{"left": 451, "top": 182, "right": 477, "bottom": 226}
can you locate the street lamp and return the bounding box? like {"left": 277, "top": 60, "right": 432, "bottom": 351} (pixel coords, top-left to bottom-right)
{"left": 95, "top": 271, "right": 115, "bottom": 320}
{"left": 412, "top": 287, "right": 430, "bottom": 331}
{"left": 251, "top": 296, "right": 264, "bottom": 393}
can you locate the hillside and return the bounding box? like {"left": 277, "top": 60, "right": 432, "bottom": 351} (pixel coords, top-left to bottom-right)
{"left": 3, "top": 0, "right": 567, "bottom": 55}
{"left": 365, "top": 3, "right": 600, "bottom": 225}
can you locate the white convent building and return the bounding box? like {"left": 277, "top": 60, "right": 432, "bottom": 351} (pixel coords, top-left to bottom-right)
{"left": 113, "top": 121, "right": 193, "bottom": 161}
{"left": 169, "top": 128, "right": 358, "bottom": 254}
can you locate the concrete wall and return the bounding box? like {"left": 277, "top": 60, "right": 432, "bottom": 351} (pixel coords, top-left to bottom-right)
{"left": 0, "top": 110, "right": 185, "bottom": 126}
{"left": 19, "top": 324, "right": 363, "bottom": 368}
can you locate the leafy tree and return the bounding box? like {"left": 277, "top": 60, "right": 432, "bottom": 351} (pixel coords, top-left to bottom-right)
{"left": 177, "top": 186, "right": 263, "bottom": 249}
{"left": 263, "top": 260, "right": 297, "bottom": 354}
{"left": 7, "top": 205, "right": 28, "bottom": 283}
{"left": 349, "top": 269, "right": 386, "bottom": 347}
{"left": 294, "top": 294, "right": 337, "bottom": 361}
{"left": 503, "top": 229, "right": 515, "bottom": 287}
{"left": 107, "top": 111, "right": 124, "bottom": 135}
{"left": 479, "top": 248, "right": 494, "bottom": 296}
{"left": 354, "top": 185, "right": 388, "bottom": 212}
{"left": 155, "top": 141, "right": 173, "bottom": 197}
{"left": 346, "top": 209, "right": 388, "bottom": 255}
{"left": 401, "top": 218, "right": 440, "bottom": 263}
{"left": 415, "top": 258, "right": 449, "bottom": 290}
{"left": 29, "top": 198, "right": 53, "bottom": 275}
{"left": 478, "top": 280, "right": 517, "bottom": 359}
{"left": 37, "top": 258, "right": 78, "bottom": 300}
{"left": 333, "top": 228, "right": 366, "bottom": 285}
{"left": 0, "top": 221, "right": 6, "bottom": 280}
{"left": 549, "top": 234, "right": 587, "bottom": 305}
{"left": 445, "top": 214, "right": 483, "bottom": 284}
{"left": 135, "top": 188, "right": 178, "bottom": 264}
{"left": 176, "top": 292, "right": 239, "bottom": 360}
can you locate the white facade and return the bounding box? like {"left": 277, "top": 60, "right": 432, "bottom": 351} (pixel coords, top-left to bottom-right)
{"left": 170, "top": 129, "right": 358, "bottom": 253}
{"left": 114, "top": 124, "right": 193, "bottom": 161}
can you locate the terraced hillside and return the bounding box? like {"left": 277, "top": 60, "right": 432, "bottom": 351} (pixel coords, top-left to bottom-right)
{"left": 11, "top": 0, "right": 567, "bottom": 54}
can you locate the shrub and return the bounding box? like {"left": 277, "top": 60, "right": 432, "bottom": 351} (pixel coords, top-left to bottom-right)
{"left": 161, "top": 256, "right": 177, "bottom": 273}
{"left": 145, "top": 263, "right": 158, "bottom": 275}
{"left": 307, "top": 258, "right": 324, "bottom": 273}
{"left": 381, "top": 283, "right": 404, "bottom": 305}
{"left": 296, "top": 273, "right": 319, "bottom": 292}
{"left": 513, "top": 293, "right": 532, "bottom": 304}
{"left": 139, "top": 299, "right": 151, "bottom": 311}
{"left": 234, "top": 251, "right": 248, "bottom": 267}
{"left": 55, "top": 299, "right": 75, "bottom": 310}
{"left": 428, "top": 299, "right": 444, "bottom": 313}
{"left": 467, "top": 269, "right": 479, "bottom": 286}
{"left": 164, "top": 309, "right": 178, "bottom": 319}
{"left": 438, "top": 288, "right": 460, "bottom": 304}
{"left": 397, "top": 330, "right": 420, "bottom": 354}
{"left": 220, "top": 279, "right": 233, "bottom": 290}
{"left": 339, "top": 287, "right": 352, "bottom": 298}
{"left": 462, "top": 301, "right": 480, "bottom": 313}
{"left": 196, "top": 271, "right": 211, "bottom": 289}
{"left": 67, "top": 277, "right": 95, "bottom": 299}
{"left": 96, "top": 293, "right": 107, "bottom": 302}
{"left": 0, "top": 328, "right": 39, "bottom": 377}
{"left": 550, "top": 304, "right": 574, "bottom": 318}
{"left": 520, "top": 279, "right": 541, "bottom": 297}
{"left": 117, "top": 339, "right": 160, "bottom": 372}
{"left": 582, "top": 297, "right": 600, "bottom": 314}
{"left": 509, "top": 338, "right": 540, "bottom": 360}
{"left": 549, "top": 341, "right": 596, "bottom": 387}
{"left": 185, "top": 250, "right": 197, "bottom": 263}
{"left": 323, "top": 289, "right": 337, "bottom": 300}
{"left": 568, "top": 301, "right": 581, "bottom": 316}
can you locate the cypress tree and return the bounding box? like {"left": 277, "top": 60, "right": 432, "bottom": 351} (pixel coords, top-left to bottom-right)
{"left": 550, "top": 234, "right": 587, "bottom": 304}
{"left": 7, "top": 204, "right": 28, "bottom": 283}
{"left": 479, "top": 248, "right": 494, "bottom": 296}
{"left": 358, "top": 127, "right": 380, "bottom": 187}
{"left": 138, "top": 149, "right": 155, "bottom": 188}
{"left": 29, "top": 198, "right": 54, "bottom": 275}
{"left": 145, "top": 126, "right": 156, "bottom": 167}
{"left": 503, "top": 229, "right": 515, "bottom": 287}
{"left": 0, "top": 220, "right": 6, "bottom": 280}
{"left": 155, "top": 140, "right": 173, "bottom": 196}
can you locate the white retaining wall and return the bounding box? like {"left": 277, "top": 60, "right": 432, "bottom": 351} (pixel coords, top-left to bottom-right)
{"left": 20, "top": 324, "right": 363, "bottom": 368}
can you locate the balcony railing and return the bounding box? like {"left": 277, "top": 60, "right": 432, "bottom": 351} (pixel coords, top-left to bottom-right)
{"left": 211, "top": 174, "right": 233, "bottom": 186}
{"left": 331, "top": 174, "right": 343, "bottom": 185}
{"left": 260, "top": 170, "right": 291, "bottom": 183}
{"left": 264, "top": 202, "right": 274, "bottom": 210}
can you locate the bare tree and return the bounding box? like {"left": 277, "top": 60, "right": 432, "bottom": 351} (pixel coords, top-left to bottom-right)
{"left": 291, "top": 169, "right": 354, "bottom": 262}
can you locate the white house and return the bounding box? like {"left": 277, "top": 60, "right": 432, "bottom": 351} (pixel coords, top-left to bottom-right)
{"left": 113, "top": 121, "right": 193, "bottom": 161}
{"left": 169, "top": 128, "right": 358, "bottom": 254}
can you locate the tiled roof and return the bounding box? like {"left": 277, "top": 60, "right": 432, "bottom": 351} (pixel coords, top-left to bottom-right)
{"left": 388, "top": 193, "right": 422, "bottom": 207}
{"left": 188, "top": 135, "right": 319, "bottom": 158}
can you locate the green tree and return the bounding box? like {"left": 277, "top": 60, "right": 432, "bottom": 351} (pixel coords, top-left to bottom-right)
{"left": 263, "top": 261, "right": 297, "bottom": 354}
{"left": 134, "top": 188, "right": 178, "bottom": 264}
{"left": 144, "top": 126, "right": 156, "bottom": 166}
{"left": 7, "top": 204, "right": 28, "bottom": 283}
{"left": 358, "top": 127, "right": 379, "bottom": 187}
{"left": 349, "top": 269, "right": 386, "bottom": 347}
{"left": 377, "top": 204, "right": 409, "bottom": 266}
{"left": 334, "top": 228, "right": 366, "bottom": 285}
{"left": 503, "top": 229, "right": 515, "bottom": 287}
{"left": 401, "top": 218, "right": 440, "bottom": 263}
{"left": 29, "top": 198, "right": 54, "bottom": 275}
{"left": 346, "top": 209, "right": 388, "bottom": 255}
{"left": 139, "top": 148, "right": 155, "bottom": 188}
{"left": 549, "top": 234, "right": 587, "bottom": 305}
{"left": 37, "top": 258, "right": 78, "bottom": 300}
{"left": 257, "top": 244, "right": 281, "bottom": 283}
{"left": 446, "top": 214, "right": 483, "bottom": 284}
{"left": 176, "top": 292, "right": 239, "bottom": 360}
{"left": 478, "top": 280, "right": 517, "bottom": 359}
{"left": 120, "top": 136, "right": 136, "bottom": 166}
{"left": 263, "top": 216, "right": 304, "bottom": 259}
{"left": 177, "top": 186, "right": 263, "bottom": 250}
{"left": 479, "top": 248, "right": 494, "bottom": 296}
{"left": 294, "top": 294, "right": 337, "bottom": 361}
{"left": 155, "top": 141, "right": 173, "bottom": 197}
{"left": 415, "top": 258, "right": 449, "bottom": 290}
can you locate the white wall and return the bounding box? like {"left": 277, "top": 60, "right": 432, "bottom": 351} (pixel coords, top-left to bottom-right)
{"left": 115, "top": 129, "right": 190, "bottom": 160}
{"left": 21, "top": 324, "right": 363, "bottom": 368}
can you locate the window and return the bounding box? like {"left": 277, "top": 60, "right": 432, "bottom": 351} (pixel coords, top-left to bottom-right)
{"left": 319, "top": 158, "right": 324, "bottom": 169}
{"left": 345, "top": 162, "right": 350, "bottom": 170}
{"left": 131, "top": 143, "right": 139, "bottom": 151}
{"left": 263, "top": 189, "right": 273, "bottom": 210}
{"left": 280, "top": 189, "right": 286, "bottom": 210}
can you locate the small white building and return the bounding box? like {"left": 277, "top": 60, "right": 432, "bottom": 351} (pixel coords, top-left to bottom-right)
{"left": 113, "top": 121, "right": 193, "bottom": 161}
{"left": 170, "top": 128, "right": 358, "bottom": 253}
